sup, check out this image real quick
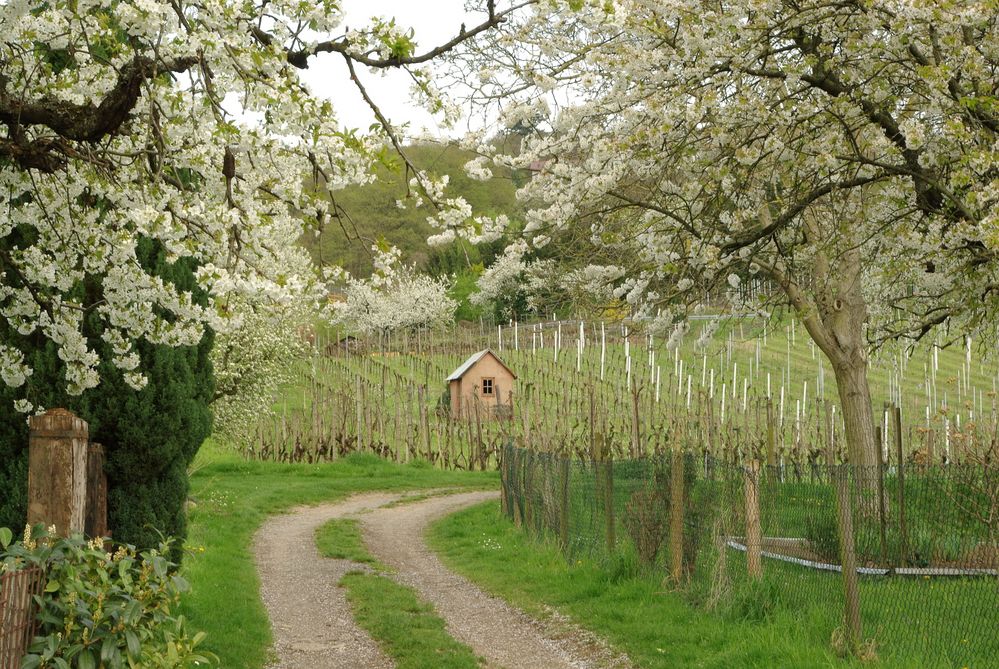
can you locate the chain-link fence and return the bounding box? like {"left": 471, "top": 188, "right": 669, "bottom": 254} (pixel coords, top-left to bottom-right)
{"left": 501, "top": 444, "right": 999, "bottom": 666}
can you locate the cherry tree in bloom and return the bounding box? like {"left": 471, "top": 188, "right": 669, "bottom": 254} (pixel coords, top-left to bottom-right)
{"left": 453, "top": 0, "right": 999, "bottom": 468}
{"left": 0, "top": 0, "right": 525, "bottom": 403}
{"left": 326, "top": 244, "right": 457, "bottom": 335}
{"left": 210, "top": 298, "right": 310, "bottom": 439}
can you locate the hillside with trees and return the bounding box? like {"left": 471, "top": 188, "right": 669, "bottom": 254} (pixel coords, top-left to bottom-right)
{"left": 302, "top": 141, "right": 527, "bottom": 280}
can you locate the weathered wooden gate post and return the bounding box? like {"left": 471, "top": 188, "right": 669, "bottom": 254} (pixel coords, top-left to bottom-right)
{"left": 27, "top": 408, "right": 88, "bottom": 537}
{"left": 85, "top": 442, "right": 108, "bottom": 538}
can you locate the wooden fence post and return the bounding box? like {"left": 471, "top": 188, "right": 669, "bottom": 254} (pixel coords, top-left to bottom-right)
{"left": 766, "top": 400, "right": 777, "bottom": 469}
{"left": 27, "top": 408, "right": 88, "bottom": 537}
{"left": 874, "top": 425, "right": 888, "bottom": 563}
{"left": 559, "top": 456, "right": 570, "bottom": 553}
{"left": 85, "top": 442, "right": 108, "bottom": 539}
{"left": 631, "top": 386, "right": 641, "bottom": 458}
{"left": 834, "top": 465, "right": 863, "bottom": 651}
{"left": 893, "top": 405, "right": 908, "bottom": 565}
{"left": 744, "top": 459, "right": 763, "bottom": 580}
{"left": 592, "top": 433, "right": 615, "bottom": 555}
{"left": 524, "top": 449, "right": 535, "bottom": 531}
{"left": 499, "top": 441, "right": 509, "bottom": 517}
{"left": 512, "top": 447, "right": 523, "bottom": 528}
{"left": 668, "top": 447, "right": 686, "bottom": 585}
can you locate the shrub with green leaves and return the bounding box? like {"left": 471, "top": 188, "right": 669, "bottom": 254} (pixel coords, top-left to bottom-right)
{"left": 0, "top": 525, "right": 216, "bottom": 669}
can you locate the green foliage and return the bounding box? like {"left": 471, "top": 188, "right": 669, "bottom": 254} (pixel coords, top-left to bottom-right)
{"left": 303, "top": 143, "right": 522, "bottom": 277}
{"left": 1, "top": 525, "right": 217, "bottom": 669}
{"left": 449, "top": 269, "right": 485, "bottom": 322}
{"left": 726, "top": 577, "right": 783, "bottom": 623}
{"left": 0, "top": 238, "right": 214, "bottom": 563}
{"left": 622, "top": 488, "right": 667, "bottom": 567}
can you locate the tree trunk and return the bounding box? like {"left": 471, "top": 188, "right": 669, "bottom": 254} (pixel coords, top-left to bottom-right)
{"left": 832, "top": 358, "right": 878, "bottom": 469}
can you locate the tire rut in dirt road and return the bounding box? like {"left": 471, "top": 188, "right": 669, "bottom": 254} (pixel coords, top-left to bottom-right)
{"left": 254, "top": 492, "right": 400, "bottom": 669}
{"left": 361, "top": 491, "right": 633, "bottom": 669}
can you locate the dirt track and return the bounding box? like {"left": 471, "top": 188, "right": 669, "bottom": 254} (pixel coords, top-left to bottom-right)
{"left": 255, "top": 490, "right": 631, "bottom": 669}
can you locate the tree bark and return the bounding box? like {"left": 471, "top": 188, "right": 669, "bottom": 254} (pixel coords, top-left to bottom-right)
{"left": 832, "top": 357, "right": 879, "bottom": 468}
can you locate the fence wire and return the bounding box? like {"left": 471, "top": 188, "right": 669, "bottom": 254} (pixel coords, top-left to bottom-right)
{"left": 501, "top": 444, "right": 998, "bottom": 667}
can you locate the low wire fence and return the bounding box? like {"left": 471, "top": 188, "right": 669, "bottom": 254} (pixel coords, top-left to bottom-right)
{"left": 501, "top": 443, "right": 999, "bottom": 666}
{"left": 0, "top": 567, "right": 44, "bottom": 669}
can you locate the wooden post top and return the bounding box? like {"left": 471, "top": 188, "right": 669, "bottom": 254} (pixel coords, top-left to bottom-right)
{"left": 28, "top": 407, "right": 88, "bottom": 438}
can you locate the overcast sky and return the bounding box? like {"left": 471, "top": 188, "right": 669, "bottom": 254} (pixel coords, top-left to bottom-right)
{"left": 299, "top": 0, "right": 482, "bottom": 138}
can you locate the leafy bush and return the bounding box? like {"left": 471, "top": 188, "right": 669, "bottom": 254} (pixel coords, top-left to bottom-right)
{"left": 623, "top": 488, "right": 668, "bottom": 567}
{"left": 0, "top": 524, "right": 217, "bottom": 669}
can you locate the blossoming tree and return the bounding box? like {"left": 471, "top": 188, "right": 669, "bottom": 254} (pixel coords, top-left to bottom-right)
{"left": 0, "top": 0, "right": 526, "bottom": 403}
{"left": 327, "top": 244, "right": 456, "bottom": 335}
{"left": 453, "top": 0, "right": 999, "bottom": 468}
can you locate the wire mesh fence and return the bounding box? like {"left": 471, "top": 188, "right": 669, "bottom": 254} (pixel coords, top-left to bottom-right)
{"left": 0, "top": 566, "right": 44, "bottom": 669}
{"left": 501, "top": 443, "right": 999, "bottom": 666}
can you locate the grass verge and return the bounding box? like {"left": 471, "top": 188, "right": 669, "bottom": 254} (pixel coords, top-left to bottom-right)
{"left": 315, "top": 518, "right": 381, "bottom": 566}
{"left": 341, "top": 571, "right": 483, "bottom": 669}
{"left": 428, "top": 500, "right": 884, "bottom": 669}
{"left": 179, "top": 443, "right": 496, "bottom": 669}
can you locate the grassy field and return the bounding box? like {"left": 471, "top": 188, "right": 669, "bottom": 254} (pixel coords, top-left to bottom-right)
{"left": 429, "top": 500, "right": 992, "bottom": 669}
{"left": 178, "top": 439, "right": 497, "bottom": 668}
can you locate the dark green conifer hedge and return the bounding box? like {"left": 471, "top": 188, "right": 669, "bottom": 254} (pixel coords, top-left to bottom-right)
{"left": 0, "top": 238, "right": 213, "bottom": 562}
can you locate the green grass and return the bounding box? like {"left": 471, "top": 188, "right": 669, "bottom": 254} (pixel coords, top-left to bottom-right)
{"left": 315, "top": 518, "right": 379, "bottom": 565}
{"left": 429, "top": 500, "right": 881, "bottom": 669}
{"left": 178, "top": 441, "right": 497, "bottom": 669}
{"left": 341, "top": 571, "right": 483, "bottom": 669}
{"left": 312, "top": 502, "right": 483, "bottom": 668}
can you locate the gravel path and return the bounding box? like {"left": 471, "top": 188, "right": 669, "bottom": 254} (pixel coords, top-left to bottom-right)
{"left": 254, "top": 492, "right": 400, "bottom": 669}
{"left": 255, "top": 490, "right": 632, "bottom": 669}
{"left": 361, "top": 491, "right": 633, "bottom": 669}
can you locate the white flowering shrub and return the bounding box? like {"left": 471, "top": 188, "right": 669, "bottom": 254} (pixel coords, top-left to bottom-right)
{"left": 327, "top": 245, "right": 456, "bottom": 335}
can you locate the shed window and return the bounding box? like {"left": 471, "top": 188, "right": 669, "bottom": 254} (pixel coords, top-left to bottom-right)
{"left": 481, "top": 378, "right": 494, "bottom": 396}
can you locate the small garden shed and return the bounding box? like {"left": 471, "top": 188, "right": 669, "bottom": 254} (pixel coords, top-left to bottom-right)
{"left": 446, "top": 349, "right": 516, "bottom": 417}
